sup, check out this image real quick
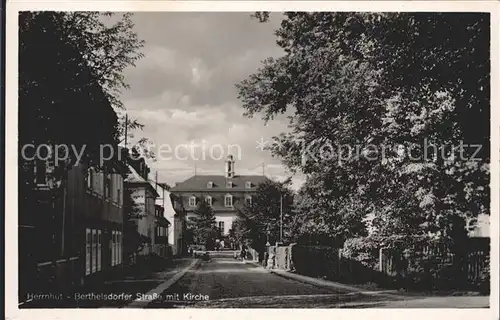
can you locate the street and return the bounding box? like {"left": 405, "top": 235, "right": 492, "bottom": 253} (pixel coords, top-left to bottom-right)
{"left": 147, "top": 257, "right": 394, "bottom": 308}
{"left": 145, "top": 256, "right": 490, "bottom": 308}
{"left": 17, "top": 255, "right": 490, "bottom": 309}
{"left": 14, "top": 11, "right": 492, "bottom": 314}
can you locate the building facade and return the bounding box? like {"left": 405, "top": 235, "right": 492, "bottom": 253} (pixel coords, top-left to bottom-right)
{"left": 170, "top": 193, "right": 188, "bottom": 256}
{"left": 19, "top": 155, "right": 127, "bottom": 300}
{"left": 81, "top": 161, "right": 127, "bottom": 281}
{"left": 125, "top": 158, "right": 162, "bottom": 257}
{"left": 170, "top": 155, "right": 267, "bottom": 242}
{"left": 18, "top": 56, "right": 127, "bottom": 299}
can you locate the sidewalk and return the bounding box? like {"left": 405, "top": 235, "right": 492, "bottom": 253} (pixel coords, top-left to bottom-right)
{"left": 124, "top": 258, "right": 199, "bottom": 308}
{"left": 247, "top": 261, "right": 379, "bottom": 294}
{"left": 20, "top": 258, "right": 196, "bottom": 308}
{"left": 248, "top": 261, "right": 490, "bottom": 308}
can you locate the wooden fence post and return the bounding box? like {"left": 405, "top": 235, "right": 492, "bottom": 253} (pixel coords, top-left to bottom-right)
{"left": 379, "top": 247, "right": 385, "bottom": 273}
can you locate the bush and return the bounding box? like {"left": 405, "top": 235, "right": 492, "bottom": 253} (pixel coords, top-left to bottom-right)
{"left": 478, "top": 256, "right": 490, "bottom": 294}
{"left": 342, "top": 235, "right": 461, "bottom": 290}
{"left": 342, "top": 237, "right": 380, "bottom": 270}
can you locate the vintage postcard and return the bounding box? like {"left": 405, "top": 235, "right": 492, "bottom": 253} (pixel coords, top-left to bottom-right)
{"left": 4, "top": 1, "right": 499, "bottom": 320}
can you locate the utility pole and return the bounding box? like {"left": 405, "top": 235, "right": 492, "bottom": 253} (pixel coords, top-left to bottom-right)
{"left": 262, "top": 162, "right": 265, "bottom": 176}
{"left": 280, "top": 194, "right": 283, "bottom": 243}
{"left": 155, "top": 171, "right": 158, "bottom": 188}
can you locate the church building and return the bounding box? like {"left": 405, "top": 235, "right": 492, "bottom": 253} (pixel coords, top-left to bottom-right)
{"left": 170, "top": 155, "right": 267, "bottom": 240}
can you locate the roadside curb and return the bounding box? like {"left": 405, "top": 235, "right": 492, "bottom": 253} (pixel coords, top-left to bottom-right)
{"left": 248, "top": 261, "right": 401, "bottom": 296}
{"left": 272, "top": 270, "right": 406, "bottom": 297}
{"left": 269, "top": 269, "right": 365, "bottom": 293}
{"left": 123, "top": 258, "right": 200, "bottom": 308}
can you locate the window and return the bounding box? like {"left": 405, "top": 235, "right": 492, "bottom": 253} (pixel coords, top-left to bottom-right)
{"left": 105, "top": 174, "right": 112, "bottom": 199}
{"left": 118, "top": 232, "right": 122, "bottom": 264}
{"left": 245, "top": 181, "right": 252, "bottom": 189}
{"left": 245, "top": 195, "right": 252, "bottom": 206}
{"left": 97, "top": 230, "right": 102, "bottom": 271}
{"left": 207, "top": 181, "right": 213, "bottom": 188}
{"left": 189, "top": 196, "right": 196, "bottom": 207}
{"left": 145, "top": 196, "right": 150, "bottom": 214}
{"left": 86, "top": 168, "right": 94, "bottom": 190}
{"left": 225, "top": 194, "right": 233, "bottom": 207}
{"left": 218, "top": 221, "right": 225, "bottom": 233}
{"left": 205, "top": 196, "right": 212, "bottom": 206}
{"left": 117, "top": 188, "right": 121, "bottom": 206}
{"left": 226, "top": 181, "right": 232, "bottom": 188}
{"left": 35, "top": 159, "right": 47, "bottom": 185}
{"left": 112, "top": 231, "right": 116, "bottom": 266}
{"left": 92, "top": 230, "right": 97, "bottom": 273}
{"left": 85, "top": 229, "right": 91, "bottom": 275}
{"left": 35, "top": 146, "right": 51, "bottom": 185}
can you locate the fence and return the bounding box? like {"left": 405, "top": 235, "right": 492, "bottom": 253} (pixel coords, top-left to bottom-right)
{"left": 379, "top": 238, "right": 490, "bottom": 290}
{"left": 267, "top": 238, "right": 490, "bottom": 291}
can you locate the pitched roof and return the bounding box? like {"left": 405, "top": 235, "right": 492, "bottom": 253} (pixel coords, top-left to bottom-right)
{"left": 125, "top": 164, "right": 147, "bottom": 184}
{"left": 125, "top": 165, "right": 159, "bottom": 197}
{"left": 170, "top": 175, "right": 268, "bottom": 192}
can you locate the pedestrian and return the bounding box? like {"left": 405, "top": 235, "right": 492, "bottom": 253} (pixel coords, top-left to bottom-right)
{"left": 240, "top": 246, "right": 246, "bottom": 262}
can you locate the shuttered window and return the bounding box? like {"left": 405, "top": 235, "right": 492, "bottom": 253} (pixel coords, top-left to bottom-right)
{"left": 85, "top": 229, "right": 91, "bottom": 275}
{"left": 92, "top": 229, "right": 97, "bottom": 273}
{"left": 111, "top": 231, "right": 116, "bottom": 266}
{"left": 97, "top": 230, "right": 102, "bottom": 271}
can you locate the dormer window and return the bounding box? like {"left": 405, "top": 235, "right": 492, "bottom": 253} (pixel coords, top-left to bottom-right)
{"left": 224, "top": 194, "right": 233, "bottom": 207}
{"left": 226, "top": 181, "right": 232, "bottom": 188}
{"left": 207, "top": 181, "right": 213, "bottom": 188}
{"left": 205, "top": 196, "right": 212, "bottom": 206}
{"left": 189, "top": 196, "right": 196, "bottom": 207}
{"left": 245, "top": 181, "right": 252, "bottom": 189}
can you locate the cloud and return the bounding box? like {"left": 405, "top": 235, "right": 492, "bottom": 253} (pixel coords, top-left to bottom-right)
{"left": 120, "top": 13, "right": 300, "bottom": 188}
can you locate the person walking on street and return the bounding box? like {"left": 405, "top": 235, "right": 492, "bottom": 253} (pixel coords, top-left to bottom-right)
{"left": 240, "top": 246, "right": 247, "bottom": 262}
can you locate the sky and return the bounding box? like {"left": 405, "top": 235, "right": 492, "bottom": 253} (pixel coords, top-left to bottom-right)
{"left": 119, "top": 12, "right": 304, "bottom": 190}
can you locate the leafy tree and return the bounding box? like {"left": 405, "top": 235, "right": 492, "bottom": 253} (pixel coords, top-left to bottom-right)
{"left": 19, "top": 11, "right": 150, "bottom": 179}
{"left": 122, "top": 186, "right": 150, "bottom": 262}
{"left": 190, "top": 199, "right": 219, "bottom": 250}
{"left": 231, "top": 179, "right": 294, "bottom": 254}
{"left": 236, "top": 12, "right": 489, "bottom": 244}
{"left": 184, "top": 219, "right": 196, "bottom": 248}
{"left": 18, "top": 11, "right": 150, "bottom": 262}
{"left": 19, "top": 12, "right": 125, "bottom": 261}
{"left": 292, "top": 174, "right": 368, "bottom": 246}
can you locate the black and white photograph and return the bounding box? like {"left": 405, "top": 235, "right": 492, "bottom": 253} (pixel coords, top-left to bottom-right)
{"left": 7, "top": 1, "right": 498, "bottom": 314}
